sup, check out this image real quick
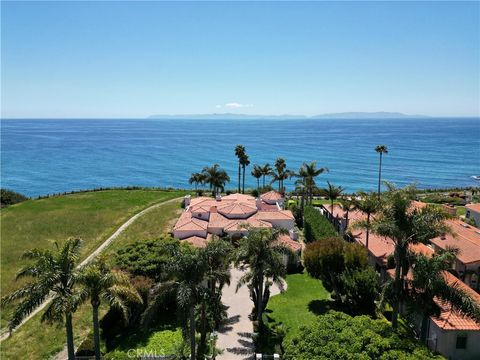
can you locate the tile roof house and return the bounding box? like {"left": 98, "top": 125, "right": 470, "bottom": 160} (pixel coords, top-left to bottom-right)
{"left": 465, "top": 203, "right": 480, "bottom": 227}
{"left": 173, "top": 192, "right": 300, "bottom": 253}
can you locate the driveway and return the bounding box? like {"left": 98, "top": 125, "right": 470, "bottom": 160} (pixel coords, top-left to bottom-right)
{"left": 216, "top": 266, "right": 284, "bottom": 360}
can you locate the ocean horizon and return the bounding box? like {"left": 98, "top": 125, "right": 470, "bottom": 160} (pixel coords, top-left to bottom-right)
{"left": 1, "top": 117, "right": 479, "bottom": 197}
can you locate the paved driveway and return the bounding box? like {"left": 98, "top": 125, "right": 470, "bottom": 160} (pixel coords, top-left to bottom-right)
{"left": 215, "top": 266, "right": 284, "bottom": 360}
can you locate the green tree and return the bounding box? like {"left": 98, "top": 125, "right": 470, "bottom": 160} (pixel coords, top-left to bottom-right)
{"left": 77, "top": 258, "right": 143, "bottom": 360}
{"left": 369, "top": 184, "right": 450, "bottom": 329}
{"left": 240, "top": 152, "right": 250, "bottom": 194}
{"left": 260, "top": 163, "right": 272, "bottom": 188}
{"left": 2, "top": 238, "right": 83, "bottom": 360}
{"left": 375, "top": 145, "right": 388, "bottom": 198}
{"left": 234, "top": 228, "right": 287, "bottom": 324}
{"left": 321, "top": 181, "right": 344, "bottom": 215}
{"left": 189, "top": 172, "right": 205, "bottom": 191}
{"left": 234, "top": 145, "right": 245, "bottom": 193}
{"left": 351, "top": 192, "right": 381, "bottom": 250}
{"left": 408, "top": 250, "right": 480, "bottom": 341}
{"left": 251, "top": 165, "right": 263, "bottom": 190}
{"left": 296, "top": 162, "right": 328, "bottom": 205}
{"left": 201, "top": 164, "right": 230, "bottom": 196}
{"left": 169, "top": 245, "right": 208, "bottom": 360}
{"left": 271, "top": 158, "right": 290, "bottom": 192}
{"left": 283, "top": 311, "right": 442, "bottom": 360}
{"left": 339, "top": 196, "right": 356, "bottom": 230}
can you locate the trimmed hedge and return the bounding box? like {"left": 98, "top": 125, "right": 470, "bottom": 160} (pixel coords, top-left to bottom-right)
{"left": 303, "top": 206, "right": 337, "bottom": 243}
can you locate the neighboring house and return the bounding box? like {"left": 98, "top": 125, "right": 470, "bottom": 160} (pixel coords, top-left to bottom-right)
{"left": 465, "top": 204, "right": 480, "bottom": 227}
{"left": 173, "top": 192, "right": 300, "bottom": 263}
{"left": 429, "top": 220, "right": 480, "bottom": 292}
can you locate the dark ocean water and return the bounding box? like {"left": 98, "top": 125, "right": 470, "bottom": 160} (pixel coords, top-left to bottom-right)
{"left": 1, "top": 118, "right": 479, "bottom": 197}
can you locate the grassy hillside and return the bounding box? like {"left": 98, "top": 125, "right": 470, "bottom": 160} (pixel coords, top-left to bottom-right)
{"left": 1, "top": 189, "right": 187, "bottom": 324}
{"left": 0, "top": 189, "right": 187, "bottom": 359}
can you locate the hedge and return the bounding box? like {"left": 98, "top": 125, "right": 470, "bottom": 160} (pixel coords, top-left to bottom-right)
{"left": 303, "top": 206, "right": 337, "bottom": 243}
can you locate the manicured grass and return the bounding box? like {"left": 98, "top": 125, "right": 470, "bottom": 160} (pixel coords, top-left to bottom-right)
{"left": 0, "top": 190, "right": 187, "bottom": 359}
{"left": 266, "top": 272, "right": 330, "bottom": 339}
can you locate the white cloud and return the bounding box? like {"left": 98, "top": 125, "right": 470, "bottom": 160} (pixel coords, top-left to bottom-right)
{"left": 215, "top": 105, "right": 222, "bottom": 109}
{"left": 224, "top": 102, "right": 253, "bottom": 109}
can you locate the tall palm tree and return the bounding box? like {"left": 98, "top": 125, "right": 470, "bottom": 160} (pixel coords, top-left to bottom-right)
{"left": 271, "top": 158, "right": 290, "bottom": 192}
{"left": 2, "top": 238, "right": 82, "bottom": 360}
{"left": 189, "top": 172, "right": 204, "bottom": 191}
{"left": 234, "top": 228, "right": 287, "bottom": 324}
{"left": 240, "top": 153, "right": 250, "bottom": 194}
{"left": 375, "top": 145, "right": 388, "bottom": 198}
{"left": 198, "top": 238, "right": 232, "bottom": 350}
{"left": 201, "top": 164, "right": 230, "bottom": 196}
{"left": 77, "top": 258, "right": 143, "bottom": 360}
{"left": 234, "top": 145, "right": 246, "bottom": 193}
{"left": 339, "top": 196, "right": 356, "bottom": 231}
{"left": 351, "top": 192, "right": 381, "bottom": 250}
{"left": 260, "top": 163, "right": 272, "bottom": 188}
{"left": 369, "top": 183, "right": 450, "bottom": 329}
{"left": 251, "top": 165, "right": 263, "bottom": 190}
{"left": 297, "top": 162, "right": 328, "bottom": 205}
{"left": 322, "top": 181, "right": 345, "bottom": 215}
{"left": 169, "top": 246, "right": 207, "bottom": 360}
{"left": 294, "top": 177, "right": 307, "bottom": 210}
{"left": 408, "top": 250, "right": 480, "bottom": 342}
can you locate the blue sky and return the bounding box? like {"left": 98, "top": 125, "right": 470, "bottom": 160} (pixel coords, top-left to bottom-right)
{"left": 1, "top": 1, "right": 479, "bottom": 118}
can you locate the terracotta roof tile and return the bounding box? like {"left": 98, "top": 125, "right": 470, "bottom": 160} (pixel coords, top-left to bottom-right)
{"left": 466, "top": 203, "right": 480, "bottom": 212}
{"left": 217, "top": 202, "right": 258, "bottom": 217}
{"left": 173, "top": 212, "right": 208, "bottom": 231}
{"left": 277, "top": 233, "right": 303, "bottom": 252}
{"left": 254, "top": 210, "right": 295, "bottom": 221}
{"left": 261, "top": 191, "right": 283, "bottom": 201}
{"left": 223, "top": 218, "right": 272, "bottom": 232}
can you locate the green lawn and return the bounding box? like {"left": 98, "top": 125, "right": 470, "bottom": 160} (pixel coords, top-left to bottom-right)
{"left": 0, "top": 189, "right": 187, "bottom": 359}
{"left": 266, "top": 272, "right": 330, "bottom": 339}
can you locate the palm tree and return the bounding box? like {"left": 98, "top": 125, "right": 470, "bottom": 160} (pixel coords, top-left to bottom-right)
{"left": 351, "top": 192, "right": 381, "bottom": 250}
{"left": 234, "top": 228, "right": 287, "bottom": 324}
{"left": 369, "top": 183, "right": 450, "bottom": 329}
{"left": 2, "top": 238, "right": 82, "bottom": 360}
{"left": 339, "top": 196, "right": 356, "bottom": 230}
{"left": 201, "top": 164, "right": 230, "bottom": 196}
{"left": 251, "top": 165, "right": 263, "bottom": 190}
{"left": 77, "top": 258, "right": 143, "bottom": 360}
{"left": 294, "top": 177, "right": 307, "bottom": 210}
{"left": 297, "top": 162, "right": 328, "bottom": 205}
{"left": 235, "top": 145, "right": 246, "bottom": 193}
{"left": 322, "top": 181, "right": 345, "bottom": 215}
{"left": 189, "top": 172, "right": 204, "bottom": 191}
{"left": 240, "top": 153, "right": 250, "bottom": 194}
{"left": 271, "top": 158, "right": 291, "bottom": 192}
{"left": 407, "top": 250, "right": 480, "bottom": 342}
{"left": 169, "top": 246, "right": 207, "bottom": 360}
{"left": 260, "top": 163, "right": 272, "bottom": 188}
{"left": 375, "top": 145, "right": 388, "bottom": 198}
{"left": 198, "top": 238, "right": 232, "bottom": 351}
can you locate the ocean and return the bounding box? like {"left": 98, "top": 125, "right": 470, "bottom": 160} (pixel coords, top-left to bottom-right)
{"left": 1, "top": 118, "right": 479, "bottom": 197}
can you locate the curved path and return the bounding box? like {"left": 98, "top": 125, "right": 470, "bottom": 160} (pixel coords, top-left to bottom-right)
{"left": 0, "top": 196, "right": 183, "bottom": 342}
{"left": 216, "top": 267, "right": 284, "bottom": 360}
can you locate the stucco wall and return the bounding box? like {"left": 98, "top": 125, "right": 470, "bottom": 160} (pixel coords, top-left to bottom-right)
{"left": 428, "top": 321, "right": 480, "bottom": 360}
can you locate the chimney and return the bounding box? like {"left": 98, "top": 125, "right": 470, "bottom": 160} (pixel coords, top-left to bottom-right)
{"left": 216, "top": 194, "right": 222, "bottom": 201}
{"left": 256, "top": 197, "right": 263, "bottom": 210}
{"left": 289, "top": 229, "right": 297, "bottom": 240}
{"left": 184, "top": 195, "right": 191, "bottom": 207}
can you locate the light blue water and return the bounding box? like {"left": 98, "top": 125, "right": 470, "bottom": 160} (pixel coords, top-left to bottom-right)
{"left": 1, "top": 118, "right": 479, "bottom": 197}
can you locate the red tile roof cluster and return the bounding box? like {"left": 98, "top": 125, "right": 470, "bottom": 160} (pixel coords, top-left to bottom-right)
{"left": 430, "top": 220, "right": 480, "bottom": 264}
{"left": 173, "top": 193, "right": 299, "bottom": 251}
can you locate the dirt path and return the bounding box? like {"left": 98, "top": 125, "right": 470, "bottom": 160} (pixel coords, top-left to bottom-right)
{"left": 216, "top": 267, "right": 284, "bottom": 360}
{"left": 0, "top": 196, "right": 183, "bottom": 343}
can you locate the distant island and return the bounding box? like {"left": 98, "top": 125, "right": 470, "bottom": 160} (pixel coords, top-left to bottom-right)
{"left": 148, "top": 111, "right": 429, "bottom": 120}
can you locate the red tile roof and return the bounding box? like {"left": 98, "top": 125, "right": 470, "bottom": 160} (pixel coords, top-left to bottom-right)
{"left": 277, "top": 233, "right": 303, "bottom": 252}
{"left": 223, "top": 218, "right": 272, "bottom": 232}
{"left": 254, "top": 210, "right": 295, "bottom": 221}
{"left": 217, "top": 202, "right": 258, "bottom": 217}
{"left": 173, "top": 212, "right": 208, "bottom": 231}
{"left": 430, "top": 220, "right": 480, "bottom": 264}
{"left": 261, "top": 191, "right": 283, "bottom": 201}
{"left": 466, "top": 203, "right": 480, "bottom": 212}
{"left": 184, "top": 236, "right": 208, "bottom": 248}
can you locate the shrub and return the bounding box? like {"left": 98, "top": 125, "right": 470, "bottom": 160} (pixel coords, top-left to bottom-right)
{"left": 283, "top": 311, "right": 441, "bottom": 360}
{"left": 0, "top": 188, "right": 29, "bottom": 207}
{"left": 104, "top": 350, "right": 132, "bottom": 360}
{"left": 340, "top": 267, "right": 379, "bottom": 315}
{"left": 251, "top": 189, "right": 259, "bottom": 198}
{"left": 303, "top": 206, "right": 337, "bottom": 243}
{"left": 115, "top": 236, "right": 180, "bottom": 280}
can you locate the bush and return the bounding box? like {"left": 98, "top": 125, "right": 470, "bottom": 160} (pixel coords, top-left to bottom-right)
{"left": 104, "top": 350, "right": 132, "bottom": 360}
{"left": 251, "top": 189, "right": 259, "bottom": 198}
{"left": 303, "top": 206, "right": 337, "bottom": 243}
{"left": 283, "top": 311, "right": 441, "bottom": 360}
{"left": 340, "top": 267, "right": 379, "bottom": 315}
{"left": 115, "top": 236, "right": 180, "bottom": 280}
{"left": 0, "top": 188, "right": 29, "bottom": 207}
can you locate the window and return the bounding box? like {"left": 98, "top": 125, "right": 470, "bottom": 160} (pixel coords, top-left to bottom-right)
{"left": 456, "top": 334, "right": 467, "bottom": 349}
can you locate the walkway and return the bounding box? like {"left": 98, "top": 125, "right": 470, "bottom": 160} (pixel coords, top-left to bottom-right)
{"left": 0, "top": 196, "right": 183, "bottom": 342}
{"left": 216, "top": 266, "right": 284, "bottom": 360}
